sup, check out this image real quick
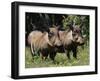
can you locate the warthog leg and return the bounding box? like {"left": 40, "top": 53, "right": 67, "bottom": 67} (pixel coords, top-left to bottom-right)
{"left": 41, "top": 50, "right": 49, "bottom": 60}
{"left": 72, "top": 47, "right": 77, "bottom": 59}
{"left": 49, "top": 52, "right": 56, "bottom": 61}
{"left": 67, "top": 51, "right": 70, "bottom": 60}
{"left": 64, "top": 49, "right": 70, "bottom": 60}
{"left": 30, "top": 42, "right": 35, "bottom": 56}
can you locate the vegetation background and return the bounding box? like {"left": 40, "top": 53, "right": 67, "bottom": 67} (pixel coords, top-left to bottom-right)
{"left": 25, "top": 13, "right": 89, "bottom": 68}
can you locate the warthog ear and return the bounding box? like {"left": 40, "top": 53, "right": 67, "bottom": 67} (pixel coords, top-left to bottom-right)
{"left": 67, "top": 21, "right": 74, "bottom": 31}
{"left": 53, "top": 24, "right": 60, "bottom": 30}
{"left": 56, "top": 25, "right": 60, "bottom": 29}
{"left": 69, "top": 24, "right": 74, "bottom": 31}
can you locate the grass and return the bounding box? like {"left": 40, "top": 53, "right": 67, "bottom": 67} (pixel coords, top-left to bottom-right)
{"left": 25, "top": 46, "right": 89, "bottom": 68}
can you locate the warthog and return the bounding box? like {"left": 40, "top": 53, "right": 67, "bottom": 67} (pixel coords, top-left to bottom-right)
{"left": 27, "top": 27, "right": 62, "bottom": 60}
{"left": 49, "top": 24, "right": 85, "bottom": 61}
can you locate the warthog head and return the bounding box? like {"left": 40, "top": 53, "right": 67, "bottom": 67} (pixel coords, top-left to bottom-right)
{"left": 69, "top": 24, "right": 85, "bottom": 46}
{"left": 48, "top": 26, "right": 62, "bottom": 47}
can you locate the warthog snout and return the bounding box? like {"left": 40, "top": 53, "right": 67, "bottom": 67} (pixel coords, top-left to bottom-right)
{"left": 78, "top": 37, "right": 85, "bottom": 45}
{"left": 54, "top": 37, "right": 62, "bottom": 47}
{"left": 74, "top": 36, "right": 85, "bottom": 45}
{"left": 49, "top": 27, "right": 62, "bottom": 47}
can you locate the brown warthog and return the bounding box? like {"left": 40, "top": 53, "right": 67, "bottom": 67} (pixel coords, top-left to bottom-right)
{"left": 27, "top": 26, "right": 62, "bottom": 60}
{"left": 49, "top": 24, "right": 85, "bottom": 61}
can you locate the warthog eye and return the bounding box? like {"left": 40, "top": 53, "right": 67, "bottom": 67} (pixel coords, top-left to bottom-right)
{"left": 75, "top": 37, "right": 78, "bottom": 41}
{"left": 72, "top": 33, "right": 76, "bottom": 36}
{"left": 48, "top": 32, "right": 54, "bottom": 38}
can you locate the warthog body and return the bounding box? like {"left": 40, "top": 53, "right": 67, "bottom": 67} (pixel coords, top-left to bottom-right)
{"left": 49, "top": 25, "right": 85, "bottom": 61}
{"left": 28, "top": 27, "right": 62, "bottom": 59}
